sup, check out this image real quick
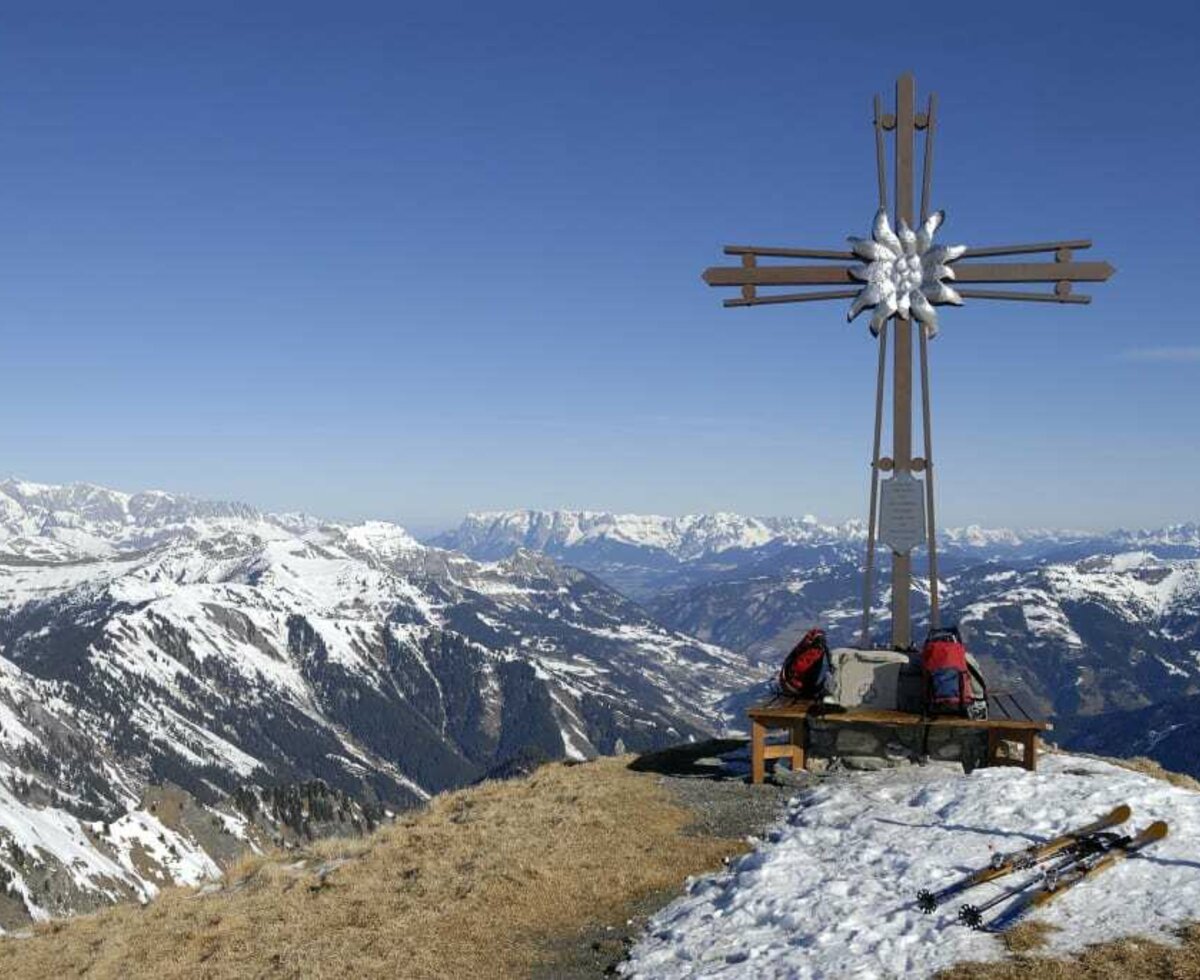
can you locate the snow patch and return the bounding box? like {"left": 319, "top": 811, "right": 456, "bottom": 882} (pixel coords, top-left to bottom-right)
{"left": 625, "top": 754, "right": 1200, "bottom": 979}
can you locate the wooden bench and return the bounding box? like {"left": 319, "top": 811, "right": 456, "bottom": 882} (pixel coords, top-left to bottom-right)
{"left": 747, "top": 698, "right": 1052, "bottom": 784}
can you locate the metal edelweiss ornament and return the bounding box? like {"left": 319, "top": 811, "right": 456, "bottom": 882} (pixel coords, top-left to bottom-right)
{"left": 847, "top": 209, "right": 967, "bottom": 337}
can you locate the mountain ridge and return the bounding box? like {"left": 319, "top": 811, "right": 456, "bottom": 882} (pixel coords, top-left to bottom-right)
{"left": 433, "top": 507, "right": 1200, "bottom": 602}
{"left": 0, "top": 480, "right": 764, "bottom": 928}
{"left": 438, "top": 507, "right": 1200, "bottom": 563}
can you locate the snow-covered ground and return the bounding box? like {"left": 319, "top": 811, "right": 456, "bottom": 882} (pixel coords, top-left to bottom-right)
{"left": 625, "top": 754, "right": 1200, "bottom": 978}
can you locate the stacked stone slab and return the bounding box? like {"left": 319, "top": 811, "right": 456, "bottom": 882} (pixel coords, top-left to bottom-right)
{"left": 802, "top": 648, "right": 988, "bottom": 772}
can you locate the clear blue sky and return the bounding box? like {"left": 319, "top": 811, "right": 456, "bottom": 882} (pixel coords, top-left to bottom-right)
{"left": 0, "top": 1, "right": 1195, "bottom": 532}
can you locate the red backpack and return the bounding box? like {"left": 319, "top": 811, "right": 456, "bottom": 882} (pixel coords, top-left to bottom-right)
{"left": 779, "top": 628, "right": 831, "bottom": 699}
{"left": 921, "top": 625, "right": 972, "bottom": 715}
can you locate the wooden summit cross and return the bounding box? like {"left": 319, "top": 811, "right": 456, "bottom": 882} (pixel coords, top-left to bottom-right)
{"left": 702, "top": 74, "right": 1114, "bottom": 650}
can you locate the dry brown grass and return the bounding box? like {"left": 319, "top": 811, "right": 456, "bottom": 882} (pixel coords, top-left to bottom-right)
{"left": 1044, "top": 742, "right": 1200, "bottom": 792}
{"left": 0, "top": 757, "right": 746, "bottom": 979}
{"left": 1103, "top": 756, "right": 1200, "bottom": 792}
{"left": 936, "top": 924, "right": 1200, "bottom": 979}
{"left": 999, "top": 920, "right": 1061, "bottom": 954}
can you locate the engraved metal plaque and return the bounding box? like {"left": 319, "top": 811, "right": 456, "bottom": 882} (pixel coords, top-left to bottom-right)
{"left": 879, "top": 470, "right": 927, "bottom": 554}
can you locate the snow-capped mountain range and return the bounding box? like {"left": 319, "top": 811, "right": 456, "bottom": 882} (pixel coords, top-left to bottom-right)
{"left": 440, "top": 508, "right": 1200, "bottom": 563}
{"left": 439, "top": 508, "right": 1200, "bottom": 733}
{"left": 432, "top": 510, "right": 866, "bottom": 598}
{"left": 435, "top": 509, "right": 1200, "bottom": 600}
{"left": 0, "top": 481, "right": 762, "bottom": 929}
{"left": 949, "top": 551, "right": 1200, "bottom": 715}
{"left": 437, "top": 510, "right": 867, "bottom": 562}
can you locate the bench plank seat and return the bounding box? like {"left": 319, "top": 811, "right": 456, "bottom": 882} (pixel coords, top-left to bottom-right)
{"left": 747, "top": 697, "right": 1051, "bottom": 784}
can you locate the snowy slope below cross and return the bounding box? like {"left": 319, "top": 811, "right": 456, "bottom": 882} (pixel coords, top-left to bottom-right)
{"left": 624, "top": 753, "right": 1200, "bottom": 979}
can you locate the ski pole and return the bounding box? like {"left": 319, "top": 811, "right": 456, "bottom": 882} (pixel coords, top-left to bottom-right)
{"left": 958, "top": 836, "right": 1114, "bottom": 930}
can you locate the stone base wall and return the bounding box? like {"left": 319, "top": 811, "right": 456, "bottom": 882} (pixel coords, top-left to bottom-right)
{"left": 803, "top": 721, "right": 988, "bottom": 773}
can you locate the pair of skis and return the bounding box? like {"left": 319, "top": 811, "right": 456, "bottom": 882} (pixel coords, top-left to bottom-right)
{"left": 916, "top": 804, "right": 1168, "bottom": 933}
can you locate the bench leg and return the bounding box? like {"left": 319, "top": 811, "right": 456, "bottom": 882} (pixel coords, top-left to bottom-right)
{"left": 987, "top": 728, "right": 1001, "bottom": 767}
{"left": 1024, "top": 733, "right": 1038, "bottom": 772}
{"left": 790, "top": 719, "right": 807, "bottom": 772}
{"left": 751, "top": 719, "right": 766, "bottom": 785}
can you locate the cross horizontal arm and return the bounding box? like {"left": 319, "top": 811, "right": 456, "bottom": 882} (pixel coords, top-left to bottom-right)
{"left": 963, "top": 240, "right": 1091, "bottom": 258}
{"left": 723, "top": 245, "right": 856, "bottom": 260}
{"left": 719, "top": 240, "right": 1092, "bottom": 262}
{"left": 955, "top": 287, "right": 1090, "bottom": 304}
{"left": 723, "top": 288, "right": 860, "bottom": 308}
{"left": 950, "top": 261, "right": 1115, "bottom": 283}
{"left": 702, "top": 260, "right": 1114, "bottom": 288}
{"left": 703, "top": 264, "right": 856, "bottom": 287}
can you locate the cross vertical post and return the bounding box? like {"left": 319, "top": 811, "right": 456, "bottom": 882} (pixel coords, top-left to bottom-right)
{"left": 892, "top": 73, "right": 916, "bottom": 649}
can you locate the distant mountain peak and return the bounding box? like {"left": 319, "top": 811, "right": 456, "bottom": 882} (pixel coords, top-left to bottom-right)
{"left": 340, "top": 520, "right": 425, "bottom": 560}
{"left": 442, "top": 508, "right": 867, "bottom": 564}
